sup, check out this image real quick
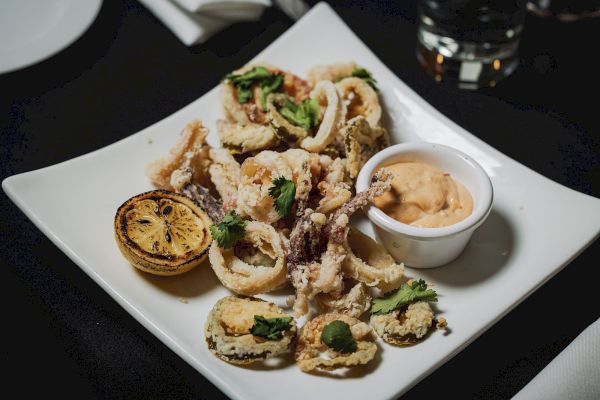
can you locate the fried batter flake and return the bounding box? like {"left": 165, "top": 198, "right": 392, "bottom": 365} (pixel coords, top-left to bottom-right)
{"left": 343, "top": 116, "right": 390, "bottom": 179}
{"left": 145, "top": 120, "right": 212, "bottom": 190}
{"left": 316, "top": 281, "right": 372, "bottom": 318}
{"left": 205, "top": 296, "right": 296, "bottom": 365}
{"left": 295, "top": 313, "right": 377, "bottom": 372}
{"left": 370, "top": 301, "right": 434, "bottom": 345}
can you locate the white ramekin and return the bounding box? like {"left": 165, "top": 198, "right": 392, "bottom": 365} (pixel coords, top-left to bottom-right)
{"left": 356, "top": 142, "right": 493, "bottom": 268}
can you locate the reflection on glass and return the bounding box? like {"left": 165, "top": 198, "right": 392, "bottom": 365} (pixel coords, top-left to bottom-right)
{"left": 527, "top": 0, "right": 600, "bottom": 21}
{"left": 417, "top": 0, "right": 528, "bottom": 89}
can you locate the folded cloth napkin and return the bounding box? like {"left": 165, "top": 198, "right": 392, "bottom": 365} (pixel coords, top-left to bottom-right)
{"left": 172, "top": 0, "right": 271, "bottom": 17}
{"left": 138, "top": 0, "right": 271, "bottom": 46}
{"left": 512, "top": 318, "right": 600, "bottom": 400}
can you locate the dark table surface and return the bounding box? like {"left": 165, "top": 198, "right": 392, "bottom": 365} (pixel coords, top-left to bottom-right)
{"left": 1, "top": 1, "right": 599, "bottom": 398}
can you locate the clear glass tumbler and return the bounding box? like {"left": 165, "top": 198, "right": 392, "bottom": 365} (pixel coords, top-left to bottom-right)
{"left": 417, "top": 0, "right": 529, "bottom": 89}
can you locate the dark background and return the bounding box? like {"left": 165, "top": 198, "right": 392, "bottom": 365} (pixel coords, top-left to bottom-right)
{"left": 1, "top": 0, "right": 599, "bottom": 398}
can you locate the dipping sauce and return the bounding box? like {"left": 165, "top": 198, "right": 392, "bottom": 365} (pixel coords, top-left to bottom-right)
{"left": 374, "top": 162, "right": 473, "bottom": 228}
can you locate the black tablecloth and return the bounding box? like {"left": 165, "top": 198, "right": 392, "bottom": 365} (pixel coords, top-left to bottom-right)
{"left": 1, "top": 1, "right": 599, "bottom": 398}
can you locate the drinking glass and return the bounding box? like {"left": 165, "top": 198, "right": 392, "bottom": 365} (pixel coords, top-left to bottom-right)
{"left": 417, "top": 0, "right": 529, "bottom": 89}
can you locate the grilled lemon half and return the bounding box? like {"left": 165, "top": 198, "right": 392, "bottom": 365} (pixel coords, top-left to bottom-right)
{"left": 114, "top": 190, "right": 213, "bottom": 276}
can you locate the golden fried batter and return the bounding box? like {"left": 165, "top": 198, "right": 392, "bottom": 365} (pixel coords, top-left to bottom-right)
{"left": 295, "top": 313, "right": 377, "bottom": 372}
{"left": 205, "top": 296, "right": 296, "bottom": 364}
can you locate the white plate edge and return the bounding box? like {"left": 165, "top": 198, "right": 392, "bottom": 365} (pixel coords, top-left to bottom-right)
{"left": 0, "top": 177, "right": 248, "bottom": 400}
{"left": 3, "top": 3, "right": 600, "bottom": 399}
{"left": 0, "top": 0, "right": 103, "bottom": 75}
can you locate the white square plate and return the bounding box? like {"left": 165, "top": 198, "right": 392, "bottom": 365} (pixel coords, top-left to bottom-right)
{"left": 4, "top": 3, "right": 600, "bottom": 399}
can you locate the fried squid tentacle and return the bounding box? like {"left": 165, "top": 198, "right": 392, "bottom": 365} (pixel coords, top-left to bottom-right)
{"left": 287, "top": 169, "right": 393, "bottom": 316}
{"left": 208, "top": 148, "right": 240, "bottom": 211}
{"left": 145, "top": 120, "right": 212, "bottom": 191}
{"left": 325, "top": 168, "right": 393, "bottom": 244}
{"left": 181, "top": 183, "right": 225, "bottom": 222}
{"left": 287, "top": 208, "right": 329, "bottom": 316}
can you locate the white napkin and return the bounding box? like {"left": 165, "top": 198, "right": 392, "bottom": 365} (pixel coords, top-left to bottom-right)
{"left": 172, "top": 0, "right": 270, "bottom": 16}
{"left": 512, "top": 318, "right": 600, "bottom": 400}
{"left": 138, "top": 0, "right": 271, "bottom": 46}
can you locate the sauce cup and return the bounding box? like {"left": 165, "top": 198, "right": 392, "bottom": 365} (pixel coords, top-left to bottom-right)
{"left": 356, "top": 142, "right": 493, "bottom": 268}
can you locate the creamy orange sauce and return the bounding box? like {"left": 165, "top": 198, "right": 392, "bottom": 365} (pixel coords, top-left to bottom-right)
{"left": 374, "top": 162, "right": 473, "bottom": 228}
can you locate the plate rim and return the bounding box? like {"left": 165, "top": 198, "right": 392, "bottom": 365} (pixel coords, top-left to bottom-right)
{"left": 0, "top": 0, "right": 103, "bottom": 74}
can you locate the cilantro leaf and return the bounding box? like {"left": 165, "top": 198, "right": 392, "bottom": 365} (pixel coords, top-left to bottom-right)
{"left": 279, "top": 97, "right": 320, "bottom": 131}
{"left": 351, "top": 67, "right": 378, "bottom": 91}
{"left": 268, "top": 177, "right": 296, "bottom": 218}
{"left": 223, "top": 66, "right": 283, "bottom": 109}
{"left": 370, "top": 279, "right": 438, "bottom": 315}
{"left": 223, "top": 66, "right": 271, "bottom": 83}
{"left": 234, "top": 80, "right": 253, "bottom": 104}
{"left": 320, "top": 320, "right": 357, "bottom": 353}
{"left": 250, "top": 315, "right": 293, "bottom": 340}
{"left": 209, "top": 211, "right": 247, "bottom": 248}
{"left": 260, "top": 73, "right": 284, "bottom": 110}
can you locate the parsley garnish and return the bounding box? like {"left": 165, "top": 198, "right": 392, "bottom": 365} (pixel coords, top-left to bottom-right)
{"left": 320, "top": 320, "right": 357, "bottom": 353}
{"left": 209, "top": 211, "right": 247, "bottom": 248}
{"left": 250, "top": 315, "right": 293, "bottom": 340}
{"left": 351, "top": 67, "right": 378, "bottom": 91}
{"left": 335, "top": 67, "right": 379, "bottom": 91}
{"left": 268, "top": 177, "right": 296, "bottom": 218}
{"left": 223, "top": 66, "right": 283, "bottom": 110}
{"left": 260, "top": 74, "right": 284, "bottom": 110}
{"left": 370, "top": 279, "right": 438, "bottom": 315}
{"left": 279, "top": 97, "right": 320, "bottom": 131}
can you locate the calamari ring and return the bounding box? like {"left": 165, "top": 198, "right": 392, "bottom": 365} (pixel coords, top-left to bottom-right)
{"left": 218, "top": 121, "right": 279, "bottom": 154}
{"left": 221, "top": 63, "right": 277, "bottom": 125}
{"left": 222, "top": 81, "right": 252, "bottom": 124}
{"left": 295, "top": 313, "right": 377, "bottom": 372}
{"left": 208, "top": 221, "right": 288, "bottom": 295}
{"left": 222, "top": 63, "right": 312, "bottom": 125}
{"left": 342, "top": 227, "right": 404, "bottom": 292}
{"left": 300, "top": 80, "right": 345, "bottom": 153}
{"left": 369, "top": 302, "right": 434, "bottom": 345}
{"left": 307, "top": 62, "right": 358, "bottom": 86}
{"left": 316, "top": 281, "right": 372, "bottom": 318}
{"left": 336, "top": 77, "right": 382, "bottom": 128}
{"left": 205, "top": 295, "right": 297, "bottom": 365}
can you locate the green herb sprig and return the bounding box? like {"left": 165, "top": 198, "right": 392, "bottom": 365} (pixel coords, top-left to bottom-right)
{"left": 250, "top": 315, "right": 294, "bottom": 340}
{"left": 209, "top": 211, "right": 247, "bottom": 248}
{"left": 351, "top": 67, "right": 378, "bottom": 90}
{"left": 335, "top": 67, "right": 379, "bottom": 91}
{"left": 370, "top": 279, "right": 438, "bottom": 315}
{"left": 279, "top": 97, "right": 320, "bottom": 131}
{"left": 223, "top": 66, "right": 283, "bottom": 110}
{"left": 320, "top": 320, "right": 357, "bottom": 353}
{"left": 268, "top": 177, "right": 296, "bottom": 218}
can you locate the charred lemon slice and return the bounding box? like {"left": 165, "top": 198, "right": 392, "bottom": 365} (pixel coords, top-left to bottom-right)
{"left": 114, "top": 190, "right": 213, "bottom": 276}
